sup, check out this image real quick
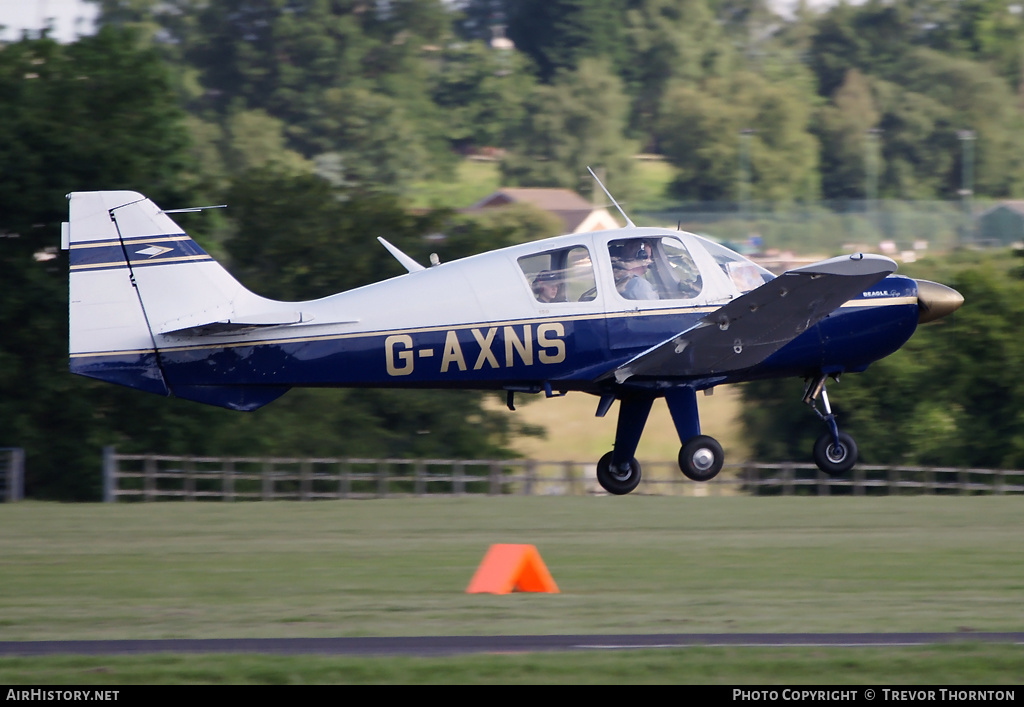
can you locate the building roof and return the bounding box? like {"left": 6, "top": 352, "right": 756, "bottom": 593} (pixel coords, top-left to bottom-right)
{"left": 467, "top": 188, "right": 620, "bottom": 234}
{"left": 978, "top": 200, "right": 1024, "bottom": 218}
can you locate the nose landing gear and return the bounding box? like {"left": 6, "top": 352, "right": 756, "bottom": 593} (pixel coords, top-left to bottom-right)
{"left": 803, "top": 374, "right": 858, "bottom": 476}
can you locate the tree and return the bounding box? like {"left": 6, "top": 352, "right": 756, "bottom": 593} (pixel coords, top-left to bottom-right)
{"left": 619, "top": 0, "right": 728, "bottom": 140}
{"left": 0, "top": 28, "right": 199, "bottom": 499}
{"left": 815, "top": 69, "right": 881, "bottom": 200}
{"left": 500, "top": 59, "right": 638, "bottom": 198}
{"left": 224, "top": 169, "right": 448, "bottom": 298}
{"left": 657, "top": 71, "right": 820, "bottom": 202}
{"left": 504, "top": 0, "right": 629, "bottom": 83}
{"left": 429, "top": 40, "right": 537, "bottom": 150}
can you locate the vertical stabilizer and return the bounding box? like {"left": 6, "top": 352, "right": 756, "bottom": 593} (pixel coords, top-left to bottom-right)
{"left": 64, "top": 191, "right": 280, "bottom": 402}
{"left": 65, "top": 191, "right": 170, "bottom": 395}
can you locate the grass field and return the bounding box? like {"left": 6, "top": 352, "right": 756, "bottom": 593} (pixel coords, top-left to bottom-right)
{"left": 501, "top": 386, "right": 749, "bottom": 464}
{"left": 1, "top": 497, "right": 1021, "bottom": 683}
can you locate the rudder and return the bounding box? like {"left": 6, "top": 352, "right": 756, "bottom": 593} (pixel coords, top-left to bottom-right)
{"left": 63, "top": 191, "right": 281, "bottom": 405}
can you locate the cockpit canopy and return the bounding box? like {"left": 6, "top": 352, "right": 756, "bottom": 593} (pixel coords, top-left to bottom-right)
{"left": 516, "top": 231, "right": 774, "bottom": 306}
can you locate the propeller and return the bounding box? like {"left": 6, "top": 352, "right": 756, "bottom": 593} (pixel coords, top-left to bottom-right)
{"left": 915, "top": 279, "right": 964, "bottom": 323}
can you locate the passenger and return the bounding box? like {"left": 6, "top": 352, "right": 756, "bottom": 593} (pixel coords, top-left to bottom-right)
{"left": 610, "top": 240, "right": 658, "bottom": 300}
{"left": 532, "top": 270, "right": 562, "bottom": 303}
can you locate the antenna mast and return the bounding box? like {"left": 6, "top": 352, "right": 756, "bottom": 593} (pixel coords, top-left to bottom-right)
{"left": 587, "top": 166, "right": 635, "bottom": 228}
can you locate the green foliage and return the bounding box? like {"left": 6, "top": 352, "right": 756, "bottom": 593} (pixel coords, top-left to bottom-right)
{"left": 224, "top": 170, "right": 448, "bottom": 298}
{"left": 429, "top": 41, "right": 537, "bottom": 150}
{"left": 807, "top": 1, "right": 1024, "bottom": 200}
{"left": 500, "top": 59, "right": 638, "bottom": 198}
{"left": 505, "top": 0, "right": 629, "bottom": 83}
{"left": 815, "top": 69, "right": 880, "bottom": 200}
{"left": 657, "top": 71, "right": 820, "bottom": 202}
{"left": 0, "top": 29, "right": 200, "bottom": 499}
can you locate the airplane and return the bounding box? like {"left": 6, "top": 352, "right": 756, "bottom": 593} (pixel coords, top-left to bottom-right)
{"left": 61, "top": 184, "right": 963, "bottom": 495}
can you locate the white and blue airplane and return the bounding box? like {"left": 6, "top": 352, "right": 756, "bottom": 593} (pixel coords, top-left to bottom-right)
{"left": 62, "top": 186, "right": 962, "bottom": 494}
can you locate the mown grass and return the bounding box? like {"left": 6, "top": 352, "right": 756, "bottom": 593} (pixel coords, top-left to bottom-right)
{"left": 1, "top": 497, "right": 1021, "bottom": 682}
{"left": 1, "top": 644, "right": 1022, "bottom": 685}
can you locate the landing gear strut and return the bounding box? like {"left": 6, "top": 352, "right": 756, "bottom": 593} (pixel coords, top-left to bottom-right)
{"left": 595, "top": 388, "right": 724, "bottom": 495}
{"left": 803, "top": 374, "right": 858, "bottom": 476}
{"left": 595, "top": 395, "right": 651, "bottom": 495}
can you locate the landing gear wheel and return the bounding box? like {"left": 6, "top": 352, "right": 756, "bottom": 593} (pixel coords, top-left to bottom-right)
{"left": 679, "top": 435, "right": 724, "bottom": 482}
{"left": 813, "top": 432, "right": 858, "bottom": 476}
{"left": 596, "top": 451, "right": 642, "bottom": 495}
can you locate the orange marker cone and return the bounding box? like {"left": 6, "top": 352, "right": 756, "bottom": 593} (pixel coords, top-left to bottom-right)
{"left": 466, "top": 544, "right": 560, "bottom": 594}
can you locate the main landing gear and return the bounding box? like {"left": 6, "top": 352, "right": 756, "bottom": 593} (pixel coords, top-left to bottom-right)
{"left": 803, "top": 373, "right": 858, "bottom": 476}
{"left": 594, "top": 388, "right": 725, "bottom": 495}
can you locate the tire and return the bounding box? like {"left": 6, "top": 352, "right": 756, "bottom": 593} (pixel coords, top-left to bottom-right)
{"left": 596, "top": 451, "right": 642, "bottom": 495}
{"left": 678, "top": 435, "right": 724, "bottom": 482}
{"left": 813, "top": 432, "right": 858, "bottom": 476}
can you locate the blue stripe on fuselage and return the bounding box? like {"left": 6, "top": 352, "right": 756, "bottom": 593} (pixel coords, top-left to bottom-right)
{"left": 71, "top": 276, "right": 920, "bottom": 403}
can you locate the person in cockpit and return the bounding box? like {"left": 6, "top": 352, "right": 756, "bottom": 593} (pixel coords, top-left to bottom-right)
{"left": 609, "top": 239, "right": 658, "bottom": 300}
{"left": 532, "top": 270, "right": 563, "bottom": 303}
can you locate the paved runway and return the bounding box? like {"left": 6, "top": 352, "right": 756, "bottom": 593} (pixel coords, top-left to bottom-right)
{"left": 1, "top": 633, "right": 1022, "bottom": 657}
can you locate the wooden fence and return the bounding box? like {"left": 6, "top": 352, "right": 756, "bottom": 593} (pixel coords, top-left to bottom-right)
{"left": 1, "top": 448, "right": 24, "bottom": 502}
{"left": 101, "top": 447, "right": 1024, "bottom": 501}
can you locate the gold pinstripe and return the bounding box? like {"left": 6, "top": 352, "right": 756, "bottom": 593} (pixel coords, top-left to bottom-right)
{"left": 70, "top": 296, "right": 916, "bottom": 359}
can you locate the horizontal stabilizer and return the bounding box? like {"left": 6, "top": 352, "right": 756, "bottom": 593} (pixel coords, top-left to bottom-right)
{"left": 610, "top": 253, "right": 897, "bottom": 383}
{"left": 171, "top": 384, "right": 290, "bottom": 411}
{"left": 159, "top": 311, "right": 313, "bottom": 336}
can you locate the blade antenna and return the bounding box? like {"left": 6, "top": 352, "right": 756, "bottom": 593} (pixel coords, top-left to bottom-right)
{"left": 587, "top": 166, "right": 634, "bottom": 228}
{"left": 162, "top": 204, "right": 227, "bottom": 214}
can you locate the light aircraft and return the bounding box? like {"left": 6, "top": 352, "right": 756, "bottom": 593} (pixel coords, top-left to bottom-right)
{"left": 62, "top": 183, "right": 963, "bottom": 494}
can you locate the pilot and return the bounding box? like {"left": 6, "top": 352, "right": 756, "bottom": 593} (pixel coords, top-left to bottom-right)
{"left": 532, "top": 270, "right": 562, "bottom": 303}
{"left": 610, "top": 240, "right": 658, "bottom": 300}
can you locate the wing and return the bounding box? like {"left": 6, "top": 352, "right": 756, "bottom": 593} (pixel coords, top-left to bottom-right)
{"left": 608, "top": 253, "right": 897, "bottom": 384}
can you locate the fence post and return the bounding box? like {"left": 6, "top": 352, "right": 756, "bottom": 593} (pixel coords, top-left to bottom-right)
{"left": 144, "top": 455, "right": 156, "bottom": 501}
{"left": 454, "top": 461, "right": 465, "bottom": 495}
{"left": 300, "top": 460, "right": 312, "bottom": 501}
{"left": 101, "top": 447, "right": 116, "bottom": 502}
{"left": 12, "top": 447, "right": 24, "bottom": 502}
{"left": 184, "top": 456, "right": 196, "bottom": 500}
{"left": 339, "top": 460, "right": 350, "bottom": 499}
{"left": 376, "top": 460, "right": 388, "bottom": 498}
{"left": 223, "top": 459, "right": 235, "bottom": 502}
{"left": 415, "top": 460, "right": 426, "bottom": 496}
{"left": 262, "top": 460, "right": 273, "bottom": 501}
{"left": 3, "top": 448, "right": 26, "bottom": 502}
{"left": 488, "top": 461, "right": 500, "bottom": 495}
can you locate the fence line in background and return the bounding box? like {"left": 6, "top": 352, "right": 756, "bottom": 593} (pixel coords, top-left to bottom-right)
{"left": 101, "top": 448, "right": 1024, "bottom": 501}
{"left": 1, "top": 448, "right": 25, "bottom": 502}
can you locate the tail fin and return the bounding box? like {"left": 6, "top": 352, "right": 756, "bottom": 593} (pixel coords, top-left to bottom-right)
{"left": 64, "top": 191, "right": 290, "bottom": 410}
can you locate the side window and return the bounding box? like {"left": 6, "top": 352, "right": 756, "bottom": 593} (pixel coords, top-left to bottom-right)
{"left": 660, "top": 236, "right": 704, "bottom": 299}
{"left": 607, "top": 236, "right": 703, "bottom": 301}
{"left": 699, "top": 239, "right": 774, "bottom": 294}
{"left": 518, "top": 246, "right": 597, "bottom": 304}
